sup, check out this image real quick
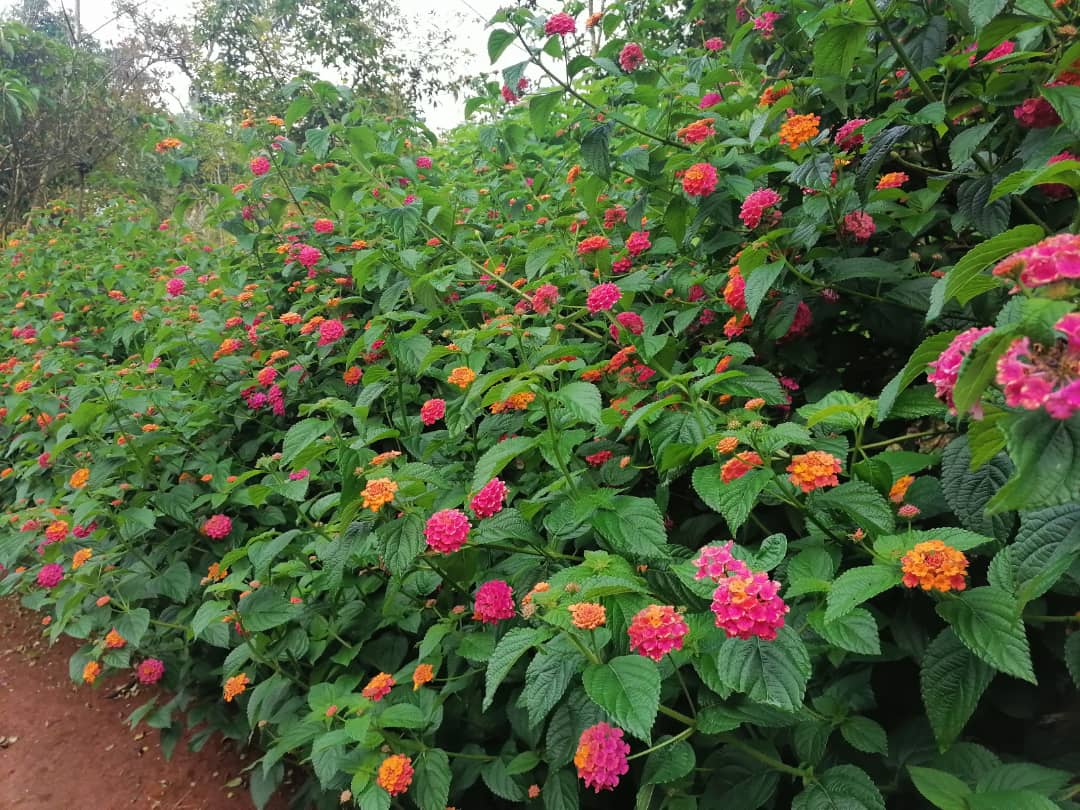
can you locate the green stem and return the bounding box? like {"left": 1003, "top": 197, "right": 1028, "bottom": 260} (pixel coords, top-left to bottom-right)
{"left": 563, "top": 628, "right": 602, "bottom": 665}
{"left": 1024, "top": 614, "right": 1080, "bottom": 623}
{"left": 543, "top": 394, "right": 579, "bottom": 493}
{"left": 857, "top": 428, "right": 950, "bottom": 451}
{"left": 627, "top": 725, "right": 695, "bottom": 761}
{"left": 716, "top": 733, "right": 811, "bottom": 778}
{"left": 657, "top": 704, "right": 696, "bottom": 726}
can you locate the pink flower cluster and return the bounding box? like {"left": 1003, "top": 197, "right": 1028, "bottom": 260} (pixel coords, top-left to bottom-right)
{"left": 137, "top": 658, "right": 165, "bottom": 685}
{"left": 682, "top": 162, "right": 718, "bottom": 197}
{"left": 625, "top": 230, "right": 651, "bottom": 257}
{"left": 739, "top": 188, "right": 782, "bottom": 229}
{"left": 250, "top": 156, "right": 271, "bottom": 176}
{"left": 752, "top": 11, "right": 782, "bottom": 36}
{"left": 202, "top": 514, "right": 233, "bottom": 540}
{"left": 992, "top": 233, "right": 1080, "bottom": 289}
{"left": 834, "top": 118, "right": 870, "bottom": 151}
{"left": 699, "top": 92, "right": 723, "bottom": 109}
{"left": 470, "top": 477, "right": 508, "bottom": 518}
{"left": 587, "top": 283, "right": 621, "bottom": 313}
{"left": 619, "top": 42, "right": 645, "bottom": 72}
{"left": 317, "top": 318, "right": 345, "bottom": 346}
{"left": 1040, "top": 151, "right": 1078, "bottom": 200}
{"left": 36, "top": 563, "right": 64, "bottom": 588}
{"left": 704, "top": 37, "right": 724, "bottom": 51}
{"left": 995, "top": 317, "right": 1080, "bottom": 419}
{"left": 574, "top": 722, "right": 630, "bottom": 793}
{"left": 1014, "top": 97, "right": 1061, "bottom": 129}
{"left": 424, "top": 509, "right": 470, "bottom": 553}
{"left": 627, "top": 604, "right": 690, "bottom": 661}
{"left": 473, "top": 579, "right": 515, "bottom": 623}
{"left": 927, "top": 326, "right": 994, "bottom": 415}
{"left": 842, "top": 211, "right": 875, "bottom": 242}
{"left": 974, "top": 40, "right": 1015, "bottom": 64}
{"left": 695, "top": 542, "right": 789, "bottom": 640}
{"left": 609, "top": 311, "right": 644, "bottom": 342}
{"left": 544, "top": 12, "right": 576, "bottom": 35}
{"left": 165, "top": 277, "right": 185, "bottom": 297}
{"left": 420, "top": 398, "right": 445, "bottom": 426}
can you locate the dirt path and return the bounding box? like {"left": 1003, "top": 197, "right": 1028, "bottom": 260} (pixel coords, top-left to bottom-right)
{"left": 0, "top": 597, "right": 294, "bottom": 809}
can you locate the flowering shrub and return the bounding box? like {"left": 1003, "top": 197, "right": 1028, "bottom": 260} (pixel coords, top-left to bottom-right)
{"left": 1, "top": 1, "right": 1079, "bottom": 808}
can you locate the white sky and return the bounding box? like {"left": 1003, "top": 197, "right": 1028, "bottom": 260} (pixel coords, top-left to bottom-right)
{"left": 6, "top": 0, "right": 527, "bottom": 131}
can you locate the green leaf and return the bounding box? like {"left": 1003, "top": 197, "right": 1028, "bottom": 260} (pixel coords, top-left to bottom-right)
{"left": 908, "top": 766, "right": 971, "bottom": 810}
{"left": 715, "top": 626, "right": 810, "bottom": 712}
{"left": 1065, "top": 632, "right": 1080, "bottom": 689}
{"left": 281, "top": 418, "right": 329, "bottom": 464}
{"left": 976, "top": 762, "right": 1072, "bottom": 795}
{"left": 792, "top": 765, "right": 885, "bottom": 810}
{"left": 525, "top": 641, "right": 585, "bottom": 727}
{"left": 484, "top": 627, "right": 551, "bottom": 711}
{"left": 989, "top": 412, "right": 1080, "bottom": 513}
{"left": 936, "top": 586, "right": 1035, "bottom": 683}
{"left": 744, "top": 262, "right": 784, "bottom": 319}
{"left": 581, "top": 122, "right": 614, "bottom": 179}
{"left": 543, "top": 769, "right": 580, "bottom": 810}
{"left": 1042, "top": 83, "right": 1080, "bottom": 135}
{"left": 857, "top": 125, "right": 912, "bottom": 201}
{"left": 809, "top": 608, "right": 881, "bottom": 655}
{"left": 921, "top": 628, "right": 996, "bottom": 750}
{"left": 840, "top": 716, "right": 888, "bottom": 755}
{"left": 414, "top": 749, "right": 451, "bottom": 810}
{"left": 487, "top": 29, "right": 516, "bottom": 63}
{"left": 481, "top": 757, "right": 526, "bottom": 801}
{"left": 471, "top": 436, "right": 537, "bottom": 491}
{"left": 594, "top": 496, "right": 670, "bottom": 561}
{"left": 642, "top": 738, "right": 695, "bottom": 785}
{"left": 951, "top": 329, "right": 1017, "bottom": 417}
{"left": 378, "top": 704, "right": 426, "bottom": 729}
{"left": 529, "top": 90, "right": 563, "bottom": 136}
{"left": 877, "top": 331, "right": 960, "bottom": 420}
{"left": 753, "top": 534, "right": 787, "bottom": 571}
{"left": 941, "top": 436, "right": 1016, "bottom": 542}
{"left": 556, "top": 381, "right": 603, "bottom": 426}
{"left": 582, "top": 655, "right": 661, "bottom": 743}
{"left": 825, "top": 565, "right": 901, "bottom": 622}
{"left": 966, "top": 793, "right": 1061, "bottom": 810}
{"left": 692, "top": 465, "right": 770, "bottom": 533}
{"left": 966, "top": 0, "right": 1008, "bottom": 29}
{"left": 284, "top": 95, "right": 313, "bottom": 128}
{"left": 815, "top": 481, "right": 896, "bottom": 535}
{"left": 304, "top": 127, "right": 330, "bottom": 160}
{"left": 949, "top": 121, "right": 997, "bottom": 168}
{"left": 238, "top": 587, "right": 298, "bottom": 632}
{"left": 1008, "top": 504, "right": 1080, "bottom": 604}
{"left": 378, "top": 513, "right": 426, "bottom": 576}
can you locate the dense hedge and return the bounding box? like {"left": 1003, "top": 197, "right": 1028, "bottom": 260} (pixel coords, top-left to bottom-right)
{"left": 2, "top": 1, "right": 1080, "bottom": 808}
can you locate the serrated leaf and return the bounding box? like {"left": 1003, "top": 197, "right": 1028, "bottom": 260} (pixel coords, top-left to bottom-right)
{"left": 238, "top": 587, "right": 298, "bottom": 632}
{"left": 581, "top": 122, "right": 614, "bottom": 179}
{"left": 487, "top": 29, "right": 516, "bottom": 63}
{"left": 484, "top": 628, "right": 551, "bottom": 711}
{"left": 471, "top": 436, "right": 537, "bottom": 491}
{"left": 1008, "top": 504, "right": 1080, "bottom": 604}
{"left": 1042, "top": 83, "right": 1080, "bottom": 135}
{"left": 594, "top": 496, "right": 670, "bottom": 561}
{"left": 793, "top": 764, "right": 885, "bottom": 810}
{"left": 582, "top": 655, "right": 661, "bottom": 743}
{"left": 938, "top": 225, "right": 1042, "bottom": 315}
{"left": 921, "top": 628, "right": 995, "bottom": 750}
{"left": 525, "top": 642, "right": 584, "bottom": 727}
{"left": 543, "top": 768, "right": 580, "bottom": 810}
{"left": 936, "top": 587, "right": 1035, "bottom": 683}
{"left": 481, "top": 758, "right": 526, "bottom": 801}
{"left": 692, "top": 465, "right": 770, "bottom": 533}
{"left": 281, "top": 418, "right": 329, "bottom": 464}
{"left": 815, "top": 481, "right": 896, "bottom": 535}
{"left": 715, "top": 626, "right": 810, "bottom": 712}
{"left": 908, "top": 766, "right": 971, "bottom": 810}
{"left": 989, "top": 411, "right": 1080, "bottom": 513}
{"left": 878, "top": 331, "right": 961, "bottom": 419}
{"left": 841, "top": 716, "right": 888, "bottom": 755}
{"left": 825, "top": 565, "right": 900, "bottom": 623}
{"left": 414, "top": 749, "right": 451, "bottom": 810}
{"left": 642, "top": 738, "right": 695, "bottom": 785}
{"left": 810, "top": 608, "right": 881, "bottom": 655}
{"left": 556, "top": 381, "right": 603, "bottom": 426}
{"left": 941, "top": 437, "right": 1016, "bottom": 542}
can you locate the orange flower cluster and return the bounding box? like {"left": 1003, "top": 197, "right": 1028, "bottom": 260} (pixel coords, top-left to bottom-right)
{"left": 759, "top": 84, "right": 792, "bottom": 106}
{"left": 786, "top": 451, "right": 841, "bottom": 493}
{"left": 361, "top": 478, "right": 398, "bottom": 512}
{"left": 82, "top": 661, "right": 102, "bottom": 684}
{"left": 778, "top": 113, "right": 821, "bottom": 149}
{"left": 716, "top": 436, "right": 739, "bottom": 454}
{"left": 362, "top": 672, "right": 395, "bottom": 701}
{"left": 721, "top": 451, "right": 762, "bottom": 483}
{"left": 676, "top": 118, "right": 716, "bottom": 144}
{"left": 376, "top": 754, "right": 414, "bottom": 797}
{"left": 569, "top": 602, "right": 607, "bottom": 630}
{"left": 902, "top": 540, "right": 968, "bottom": 592}
{"left": 104, "top": 629, "right": 126, "bottom": 649}
{"left": 223, "top": 673, "right": 250, "bottom": 701}
{"left": 490, "top": 391, "right": 536, "bottom": 413}
{"left": 447, "top": 366, "right": 477, "bottom": 389}
{"left": 412, "top": 663, "right": 435, "bottom": 690}
{"left": 889, "top": 475, "right": 915, "bottom": 503}
{"left": 154, "top": 137, "right": 183, "bottom": 153}
{"left": 72, "top": 548, "right": 92, "bottom": 570}
{"left": 69, "top": 467, "right": 90, "bottom": 489}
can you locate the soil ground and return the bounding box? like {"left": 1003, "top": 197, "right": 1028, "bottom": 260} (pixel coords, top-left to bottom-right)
{"left": 0, "top": 596, "right": 294, "bottom": 809}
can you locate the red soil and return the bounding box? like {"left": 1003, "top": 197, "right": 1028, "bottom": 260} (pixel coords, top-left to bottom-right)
{"left": 0, "top": 597, "right": 294, "bottom": 809}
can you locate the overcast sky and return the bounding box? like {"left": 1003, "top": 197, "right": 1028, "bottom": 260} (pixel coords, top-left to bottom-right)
{"left": 6, "top": 0, "right": 526, "bottom": 131}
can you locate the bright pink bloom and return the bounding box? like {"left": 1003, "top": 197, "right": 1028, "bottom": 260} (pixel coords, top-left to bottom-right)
{"left": 38, "top": 452, "right": 50, "bottom": 468}
{"left": 470, "top": 478, "right": 508, "bottom": 518}
{"left": 842, "top": 211, "right": 876, "bottom": 242}
{"left": 609, "top": 311, "right": 645, "bottom": 341}
{"left": 699, "top": 92, "right": 723, "bottom": 109}
{"left": 585, "top": 449, "right": 613, "bottom": 466}
{"left": 694, "top": 541, "right": 751, "bottom": 580}
{"left": 297, "top": 245, "right": 321, "bottom": 268}
{"left": 1057, "top": 312, "right": 1080, "bottom": 352}
{"left": 531, "top": 284, "right": 560, "bottom": 315}
{"left": 619, "top": 42, "right": 645, "bottom": 72}
{"left": 420, "top": 398, "right": 445, "bottom": 426}
{"left": 628, "top": 605, "right": 690, "bottom": 661}
{"left": 416, "top": 156, "right": 433, "bottom": 169}
{"left": 996, "top": 331, "right": 1080, "bottom": 420}
{"left": 752, "top": 11, "right": 782, "bottom": 36}
{"left": 739, "top": 188, "right": 782, "bottom": 229}
{"left": 587, "top": 283, "right": 621, "bottom": 313}
{"left": 834, "top": 118, "right": 871, "bottom": 151}
{"left": 250, "top": 156, "right": 271, "bottom": 176}
{"left": 545, "top": 12, "right": 576, "bottom": 35}
{"left": 424, "top": 509, "right": 471, "bottom": 553}
{"left": 711, "top": 569, "right": 789, "bottom": 640}
{"left": 612, "top": 257, "right": 633, "bottom": 274}
{"left": 927, "top": 326, "right": 994, "bottom": 415}
{"left": 165, "top": 277, "right": 185, "bottom": 297}
{"left": 473, "top": 580, "right": 515, "bottom": 623}
{"left": 36, "top": 563, "right": 63, "bottom": 588}
{"left": 979, "top": 40, "right": 1015, "bottom": 62}
{"left": 780, "top": 301, "right": 813, "bottom": 341}
{"left": 289, "top": 469, "right": 309, "bottom": 480}
{"left": 1014, "top": 97, "right": 1061, "bottom": 128}
{"left": 202, "top": 514, "right": 233, "bottom": 540}
{"left": 137, "top": 658, "right": 165, "bottom": 685}
{"left": 992, "top": 233, "right": 1080, "bottom": 288}
{"left": 317, "top": 319, "right": 346, "bottom": 346}
{"left": 574, "top": 723, "right": 630, "bottom": 793}
{"left": 625, "top": 230, "right": 651, "bottom": 257}
{"left": 682, "top": 162, "right": 718, "bottom": 197}
{"left": 257, "top": 366, "right": 277, "bottom": 387}
{"left": 704, "top": 37, "right": 724, "bottom": 51}
{"left": 313, "top": 218, "right": 334, "bottom": 234}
